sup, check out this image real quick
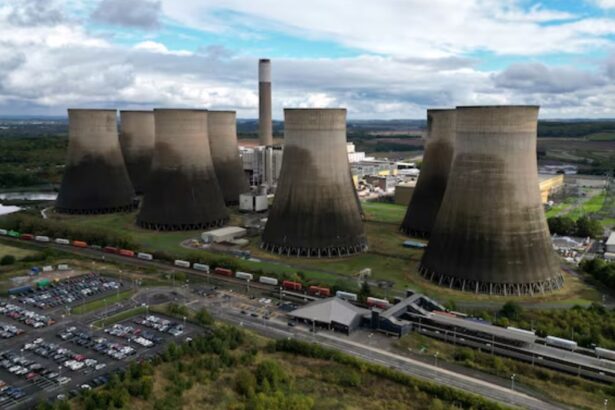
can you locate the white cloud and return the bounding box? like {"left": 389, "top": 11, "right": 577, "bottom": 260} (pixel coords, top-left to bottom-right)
{"left": 593, "top": 0, "right": 615, "bottom": 9}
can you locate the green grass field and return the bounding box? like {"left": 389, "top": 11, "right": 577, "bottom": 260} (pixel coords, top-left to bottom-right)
{"left": 585, "top": 132, "right": 615, "bottom": 141}
{"left": 92, "top": 306, "right": 146, "bottom": 328}
{"left": 72, "top": 289, "right": 135, "bottom": 314}
{"left": 0, "top": 243, "right": 38, "bottom": 259}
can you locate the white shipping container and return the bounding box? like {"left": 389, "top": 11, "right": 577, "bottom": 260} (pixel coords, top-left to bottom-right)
{"left": 0, "top": 229, "right": 8, "bottom": 235}
{"left": 174, "top": 260, "right": 190, "bottom": 268}
{"left": 259, "top": 276, "right": 278, "bottom": 286}
{"left": 545, "top": 335, "right": 577, "bottom": 350}
{"left": 235, "top": 271, "right": 253, "bottom": 281}
{"left": 55, "top": 238, "right": 70, "bottom": 245}
{"left": 35, "top": 235, "right": 50, "bottom": 242}
{"left": 42, "top": 266, "right": 53, "bottom": 272}
{"left": 137, "top": 252, "right": 153, "bottom": 261}
{"left": 335, "top": 291, "right": 358, "bottom": 301}
{"left": 57, "top": 264, "right": 70, "bottom": 271}
{"left": 595, "top": 347, "right": 615, "bottom": 361}
{"left": 506, "top": 326, "right": 536, "bottom": 337}
{"left": 193, "top": 263, "right": 209, "bottom": 272}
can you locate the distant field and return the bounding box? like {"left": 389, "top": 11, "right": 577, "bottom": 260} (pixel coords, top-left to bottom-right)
{"left": 0, "top": 243, "right": 37, "bottom": 259}
{"left": 586, "top": 132, "right": 615, "bottom": 141}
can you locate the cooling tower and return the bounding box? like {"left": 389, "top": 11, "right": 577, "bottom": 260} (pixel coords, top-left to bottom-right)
{"left": 400, "top": 109, "right": 456, "bottom": 237}
{"left": 208, "top": 111, "right": 250, "bottom": 205}
{"left": 420, "top": 106, "right": 563, "bottom": 296}
{"left": 56, "top": 109, "right": 135, "bottom": 214}
{"left": 261, "top": 108, "right": 367, "bottom": 257}
{"left": 136, "top": 109, "right": 228, "bottom": 231}
{"left": 258, "top": 59, "right": 273, "bottom": 146}
{"left": 119, "top": 110, "right": 155, "bottom": 194}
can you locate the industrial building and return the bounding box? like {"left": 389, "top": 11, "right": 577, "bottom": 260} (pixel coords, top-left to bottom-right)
{"left": 288, "top": 298, "right": 369, "bottom": 334}
{"left": 201, "top": 226, "right": 247, "bottom": 243}
{"left": 394, "top": 181, "right": 416, "bottom": 205}
{"left": 119, "top": 110, "right": 155, "bottom": 194}
{"left": 261, "top": 108, "right": 368, "bottom": 257}
{"left": 137, "top": 109, "right": 228, "bottom": 231}
{"left": 240, "top": 145, "right": 283, "bottom": 188}
{"left": 56, "top": 109, "right": 135, "bottom": 214}
{"left": 239, "top": 192, "right": 268, "bottom": 212}
{"left": 538, "top": 174, "right": 564, "bottom": 204}
{"left": 420, "top": 106, "right": 563, "bottom": 296}
{"left": 208, "top": 111, "right": 250, "bottom": 205}
{"left": 400, "top": 109, "right": 456, "bottom": 238}
{"left": 258, "top": 59, "right": 273, "bottom": 146}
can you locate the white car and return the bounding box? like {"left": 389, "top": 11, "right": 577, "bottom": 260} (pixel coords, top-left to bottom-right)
{"left": 80, "top": 384, "right": 91, "bottom": 390}
{"left": 58, "top": 377, "right": 71, "bottom": 385}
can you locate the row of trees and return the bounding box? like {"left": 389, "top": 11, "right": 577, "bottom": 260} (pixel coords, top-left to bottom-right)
{"left": 580, "top": 258, "right": 615, "bottom": 292}
{"left": 547, "top": 215, "right": 604, "bottom": 238}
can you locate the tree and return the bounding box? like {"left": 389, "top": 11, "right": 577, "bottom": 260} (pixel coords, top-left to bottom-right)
{"left": 547, "top": 216, "right": 575, "bottom": 236}
{"left": 234, "top": 369, "right": 257, "bottom": 397}
{"left": 575, "top": 216, "right": 603, "bottom": 238}
{"left": 0, "top": 254, "right": 16, "bottom": 265}
{"left": 499, "top": 301, "right": 522, "bottom": 321}
{"left": 358, "top": 281, "right": 371, "bottom": 303}
{"left": 195, "top": 308, "right": 214, "bottom": 326}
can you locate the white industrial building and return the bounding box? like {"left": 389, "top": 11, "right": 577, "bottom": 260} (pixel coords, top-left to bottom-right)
{"left": 240, "top": 145, "right": 284, "bottom": 188}
{"left": 202, "top": 226, "right": 247, "bottom": 243}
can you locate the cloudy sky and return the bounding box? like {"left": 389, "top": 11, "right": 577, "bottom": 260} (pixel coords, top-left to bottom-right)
{"left": 1, "top": 0, "right": 615, "bottom": 119}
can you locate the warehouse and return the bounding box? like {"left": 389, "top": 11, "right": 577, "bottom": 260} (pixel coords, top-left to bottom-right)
{"left": 201, "top": 226, "right": 247, "bottom": 243}
{"left": 288, "top": 298, "right": 369, "bottom": 334}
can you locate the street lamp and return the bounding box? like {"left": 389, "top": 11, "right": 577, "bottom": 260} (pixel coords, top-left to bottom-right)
{"left": 433, "top": 352, "right": 439, "bottom": 367}
{"left": 511, "top": 373, "right": 516, "bottom": 391}
{"left": 604, "top": 399, "right": 608, "bottom": 410}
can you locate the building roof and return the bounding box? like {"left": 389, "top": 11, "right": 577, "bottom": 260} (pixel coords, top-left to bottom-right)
{"left": 607, "top": 232, "right": 615, "bottom": 247}
{"left": 202, "top": 226, "right": 246, "bottom": 236}
{"left": 289, "top": 298, "right": 369, "bottom": 326}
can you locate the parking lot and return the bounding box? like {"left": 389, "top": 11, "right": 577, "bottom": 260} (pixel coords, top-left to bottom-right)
{"left": 14, "top": 273, "right": 123, "bottom": 311}
{"left": 0, "top": 303, "right": 54, "bottom": 329}
{"left": 0, "top": 311, "right": 201, "bottom": 409}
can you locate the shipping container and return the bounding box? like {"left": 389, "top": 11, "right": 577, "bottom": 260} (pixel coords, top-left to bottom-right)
{"left": 174, "top": 260, "right": 190, "bottom": 268}
{"left": 192, "top": 263, "right": 209, "bottom": 272}
{"left": 20, "top": 233, "right": 34, "bottom": 241}
{"left": 137, "top": 252, "right": 153, "bottom": 261}
{"left": 214, "top": 267, "right": 233, "bottom": 277}
{"left": 595, "top": 347, "right": 615, "bottom": 361}
{"left": 37, "top": 278, "right": 51, "bottom": 288}
{"left": 282, "top": 280, "right": 302, "bottom": 291}
{"left": 42, "top": 266, "right": 53, "bottom": 272}
{"left": 8, "top": 285, "right": 33, "bottom": 295}
{"left": 57, "top": 264, "right": 70, "bottom": 271}
{"left": 8, "top": 230, "right": 20, "bottom": 238}
{"left": 103, "top": 246, "right": 118, "bottom": 254}
{"left": 72, "top": 240, "right": 88, "bottom": 248}
{"left": 308, "top": 286, "right": 331, "bottom": 297}
{"left": 335, "top": 290, "right": 358, "bottom": 301}
{"left": 235, "top": 271, "right": 253, "bottom": 281}
{"left": 506, "top": 326, "right": 536, "bottom": 337}
{"left": 545, "top": 335, "right": 577, "bottom": 351}
{"left": 55, "top": 238, "right": 70, "bottom": 245}
{"left": 259, "top": 276, "right": 278, "bottom": 286}
{"left": 118, "top": 249, "right": 135, "bottom": 257}
{"left": 0, "top": 229, "right": 7, "bottom": 235}
{"left": 34, "top": 235, "right": 50, "bottom": 242}
{"left": 366, "top": 296, "right": 391, "bottom": 309}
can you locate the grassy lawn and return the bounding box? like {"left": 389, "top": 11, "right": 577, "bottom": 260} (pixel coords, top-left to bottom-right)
{"left": 92, "top": 306, "right": 146, "bottom": 328}
{"left": 361, "top": 201, "right": 406, "bottom": 224}
{"left": 0, "top": 243, "right": 38, "bottom": 259}
{"left": 395, "top": 333, "right": 614, "bottom": 410}
{"left": 72, "top": 288, "right": 136, "bottom": 314}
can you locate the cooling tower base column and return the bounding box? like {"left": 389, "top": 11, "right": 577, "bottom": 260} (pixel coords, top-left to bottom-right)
{"left": 55, "top": 201, "right": 138, "bottom": 215}
{"left": 418, "top": 265, "right": 564, "bottom": 296}
{"left": 137, "top": 217, "right": 228, "bottom": 232}
{"left": 261, "top": 240, "right": 368, "bottom": 258}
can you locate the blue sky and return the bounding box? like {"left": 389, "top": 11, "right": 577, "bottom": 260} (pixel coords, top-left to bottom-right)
{"left": 1, "top": 0, "right": 615, "bottom": 118}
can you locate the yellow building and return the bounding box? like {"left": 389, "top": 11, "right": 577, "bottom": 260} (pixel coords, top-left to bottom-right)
{"left": 538, "top": 174, "right": 564, "bottom": 204}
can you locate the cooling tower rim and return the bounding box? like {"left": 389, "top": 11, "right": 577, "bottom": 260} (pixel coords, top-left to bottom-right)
{"left": 68, "top": 108, "right": 117, "bottom": 112}
{"left": 455, "top": 105, "right": 539, "bottom": 110}
{"left": 208, "top": 110, "right": 236, "bottom": 114}
{"left": 427, "top": 108, "right": 455, "bottom": 113}
{"left": 284, "top": 108, "right": 346, "bottom": 112}
{"left": 259, "top": 58, "right": 271, "bottom": 63}
{"left": 153, "top": 108, "right": 208, "bottom": 112}
{"left": 120, "top": 110, "right": 153, "bottom": 113}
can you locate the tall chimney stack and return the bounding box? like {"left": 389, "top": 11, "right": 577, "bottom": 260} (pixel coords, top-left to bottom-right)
{"left": 258, "top": 59, "right": 273, "bottom": 146}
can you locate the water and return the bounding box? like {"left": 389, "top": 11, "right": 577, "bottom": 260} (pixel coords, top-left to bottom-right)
{"left": 0, "top": 192, "right": 57, "bottom": 201}
{"left": 0, "top": 204, "right": 21, "bottom": 216}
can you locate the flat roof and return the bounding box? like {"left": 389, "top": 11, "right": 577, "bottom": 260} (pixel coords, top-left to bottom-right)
{"left": 289, "top": 298, "right": 369, "bottom": 327}
{"left": 607, "top": 232, "right": 615, "bottom": 246}
{"left": 202, "top": 226, "right": 246, "bottom": 236}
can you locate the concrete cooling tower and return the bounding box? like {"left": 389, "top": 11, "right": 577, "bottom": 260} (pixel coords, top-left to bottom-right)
{"left": 208, "top": 111, "right": 250, "bottom": 205}
{"left": 119, "top": 111, "right": 155, "bottom": 194}
{"left": 400, "top": 109, "right": 456, "bottom": 237}
{"left": 420, "top": 106, "right": 563, "bottom": 296}
{"left": 261, "top": 108, "right": 367, "bottom": 257}
{"left": 56, "top": 109, "right": 135, "bottom": 214}
{"left": 136, "top": 109, "right": 228, "bottom": 231}
{"left": 258, "top": 59, "right": 273, "bottom": 146}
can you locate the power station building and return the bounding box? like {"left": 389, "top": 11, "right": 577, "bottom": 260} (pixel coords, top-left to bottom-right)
{"left": 400, "top": 109, "right": 455, "bottom": 237}
{"left": 258, "top": 59, "right": 273, "bottom": 146}
{"left": 136, "top": 109, "right": 228, "bottom": 231}
{"left": 119, "top": 110, "right": 155, "bottom": 194}
{"left": 261, "top": 108, "right": 367, "bottom": 257}
{"left": 420, "top": 106, "right": 563, "bottom": 295}
{"left": 56, "top": 109, "right": 135, "bottom": 214}
{"left": 208, "top": 111, "right": 250, "bottom": 205}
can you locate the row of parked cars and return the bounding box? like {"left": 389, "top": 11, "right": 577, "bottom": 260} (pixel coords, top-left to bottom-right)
{"left": 18, "top": 274, "right": 122, "bottom": 310}
{"left": 0, "top": 323, "right": 23, "bottom": 339}
{"left": 0, "top": 302, "right": 54, "bottom": 328}
{"left": 58, "top": 327, "right": 137, "bottom": 361}
{"left": 25, "top": 338, "right": 105, "bottom": 372}
{"left": 137, "top": 315, "right": 185, "bottom": 337}
{"left": 0, "top": 380, "right": 26, "bottom": 405}
{"left": 0, "top": 351, "right": 70, "bottom": 393}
